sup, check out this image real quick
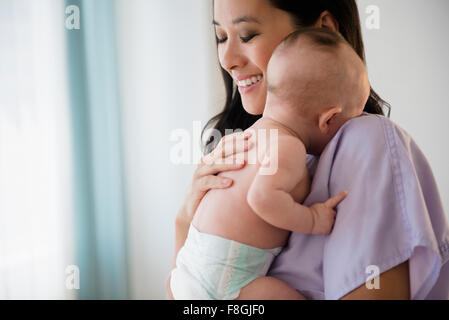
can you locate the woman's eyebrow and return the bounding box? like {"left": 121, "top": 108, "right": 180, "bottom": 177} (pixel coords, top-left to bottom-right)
{"left": 232, "top": 15, "right": 261, "bottom": 25}
{"left": 212, "top": 16, "right": 261, "bottom": 26}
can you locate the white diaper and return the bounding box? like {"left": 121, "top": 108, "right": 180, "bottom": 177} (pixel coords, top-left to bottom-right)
{"left": 170, "top": 224, "right": 282, "bottom": 300}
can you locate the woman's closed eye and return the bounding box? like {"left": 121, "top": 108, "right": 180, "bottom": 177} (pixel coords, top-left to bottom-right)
{"left": 240, "top": 33, "right": 258, "bottom": 43}
{"left": 216, "top": 33, "right": 259, "bottom": 44}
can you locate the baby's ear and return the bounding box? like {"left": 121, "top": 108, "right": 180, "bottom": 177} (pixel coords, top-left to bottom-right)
{"left": 318, "top": 106, "right": 342, "bottom": 134}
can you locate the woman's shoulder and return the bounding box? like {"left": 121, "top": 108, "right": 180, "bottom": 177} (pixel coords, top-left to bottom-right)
{"left": 342, "top": 111, "right": 387, "bottom": 129}
{"left": 306, "top": 113, "right": 394, "bottom": 175}
{"left": 337, "top": 112, "right": 396, "bottom": 143}
{"left": 328, "top": 112, "right": 414, "bottom": 160}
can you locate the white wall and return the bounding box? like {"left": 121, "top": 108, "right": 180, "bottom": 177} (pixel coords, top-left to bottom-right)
{"left": 115, "top": 0, "right": 223, "bottom": 299}
{"left": 116, "top": 0, "right": 449, "bottom": 299}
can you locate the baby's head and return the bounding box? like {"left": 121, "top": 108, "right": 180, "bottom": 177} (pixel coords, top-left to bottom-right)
{"left": 264, "top": 27, "right": 371, "bottom": 155}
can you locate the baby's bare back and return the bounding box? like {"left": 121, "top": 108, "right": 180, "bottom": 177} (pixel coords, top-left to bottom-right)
{"left": 192, "top": 120, "right": 309, "bottom": 249}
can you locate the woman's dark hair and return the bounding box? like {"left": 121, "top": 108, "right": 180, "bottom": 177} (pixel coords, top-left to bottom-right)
{"left": 203, "top": 0, "right": 390, "bottom": 153}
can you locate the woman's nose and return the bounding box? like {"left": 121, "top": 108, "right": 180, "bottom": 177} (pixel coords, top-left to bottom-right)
{"left": 220, "top": 39, "right": 246, "bottom": 72}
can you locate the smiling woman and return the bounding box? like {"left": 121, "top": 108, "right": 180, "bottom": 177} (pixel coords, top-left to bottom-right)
{"left": 168, "top": 0, "right": 449, "bottom": 301}
{"left": 213, "top": 0, "right": 295, "bottom": 115}
{"left": 203, "top": 0, "right": 390, "bottom": 155}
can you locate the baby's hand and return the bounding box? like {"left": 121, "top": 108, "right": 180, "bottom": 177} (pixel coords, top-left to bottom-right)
{"left": 309, "top": 191, "right": 348, "bottom": 235}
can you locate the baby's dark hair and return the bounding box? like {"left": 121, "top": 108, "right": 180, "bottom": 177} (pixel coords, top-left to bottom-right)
{"left": 281, "top": 27, "right": 352, "bottom": 55}
{"left": 271, "top": 27, "right": 371, "bottom": 119}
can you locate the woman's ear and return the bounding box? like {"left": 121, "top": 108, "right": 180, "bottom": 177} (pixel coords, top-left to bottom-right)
{"left": 318, "top": 106, "right": 342, "bottom": 134}
{"left": 315, "top": 10, "right": 339, "bottom": 32}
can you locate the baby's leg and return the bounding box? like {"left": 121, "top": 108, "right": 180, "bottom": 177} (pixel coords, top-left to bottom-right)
{"left": 236, "top": 276, "right": 306, "bottom": 300}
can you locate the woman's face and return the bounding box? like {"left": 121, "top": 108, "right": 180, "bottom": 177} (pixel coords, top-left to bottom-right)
{"left": 214, "top": 0, "right": 296, "bottom": 115}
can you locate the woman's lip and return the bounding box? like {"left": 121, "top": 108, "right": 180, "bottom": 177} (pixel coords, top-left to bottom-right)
{"left": 238, "top": 76, "right": 263, "bottom": 94}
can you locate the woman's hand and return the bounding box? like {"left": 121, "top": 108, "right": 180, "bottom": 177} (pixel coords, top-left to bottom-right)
{"left": 176, "top": 130, "right": 253, "bottom": 226}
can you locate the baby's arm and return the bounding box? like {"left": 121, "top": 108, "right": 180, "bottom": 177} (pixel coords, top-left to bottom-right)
{"left": 247, "top": 135, "right": 347, "bottom": 234}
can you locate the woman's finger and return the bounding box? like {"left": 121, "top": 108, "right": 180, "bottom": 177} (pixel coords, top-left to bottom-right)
{"left": 324, "top": 190, "right": 348, "bottom": 208}
{"left": 194, "top": 175, "right": 233, "bottom": 193}
{"left": 197, "top": 156, "right": 246, "bottom": 177}
{"left": 210, "top": 131, "right": 252, "bottom": 161}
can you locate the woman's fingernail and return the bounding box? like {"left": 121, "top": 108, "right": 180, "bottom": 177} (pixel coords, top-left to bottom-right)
{"left": 222, "top": 179, "right": 231, "bottom": 185}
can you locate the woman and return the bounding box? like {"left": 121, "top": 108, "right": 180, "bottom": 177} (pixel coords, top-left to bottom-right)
{"left": 168, "top": 0, "right": 449, "bottom": 299}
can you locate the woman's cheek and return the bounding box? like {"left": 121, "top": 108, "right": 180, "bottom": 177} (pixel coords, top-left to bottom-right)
{"left": 254, "top": 44, "right": 274, "bottom": 76}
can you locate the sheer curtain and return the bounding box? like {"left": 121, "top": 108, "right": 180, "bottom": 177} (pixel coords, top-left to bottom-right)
{"left": 0, "top": 0, "right": 75, "bottom": 299}
{"left": 65, "top": 0, "right": 129, "bottom": 299}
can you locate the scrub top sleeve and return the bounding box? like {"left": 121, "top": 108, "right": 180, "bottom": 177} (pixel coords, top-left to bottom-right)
{"left": 322, "top": 115, "right": 449, "bottom": 300}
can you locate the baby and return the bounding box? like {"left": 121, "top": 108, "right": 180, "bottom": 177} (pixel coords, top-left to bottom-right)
{"left": 170, "top": 28, "right": 371, "bottom": 300}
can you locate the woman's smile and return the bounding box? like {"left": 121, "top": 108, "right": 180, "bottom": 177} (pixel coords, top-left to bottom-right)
{"left": 213, "top": 0, "right": 295, "bottom": 114}
{"left": 235, "top": 74, "right": 263, "bottom": 94}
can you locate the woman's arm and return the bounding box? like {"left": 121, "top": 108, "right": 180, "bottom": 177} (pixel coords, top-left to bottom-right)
{"left": 341, "top": 261, "right": 410, "bottom": 300}
{"left": 166, "top": 131, "right": 253, "bottom": 299}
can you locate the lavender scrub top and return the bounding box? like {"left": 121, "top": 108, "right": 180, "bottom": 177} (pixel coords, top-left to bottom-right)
{"left": 267, "top": 113, "right": 449, "bottom": 300}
